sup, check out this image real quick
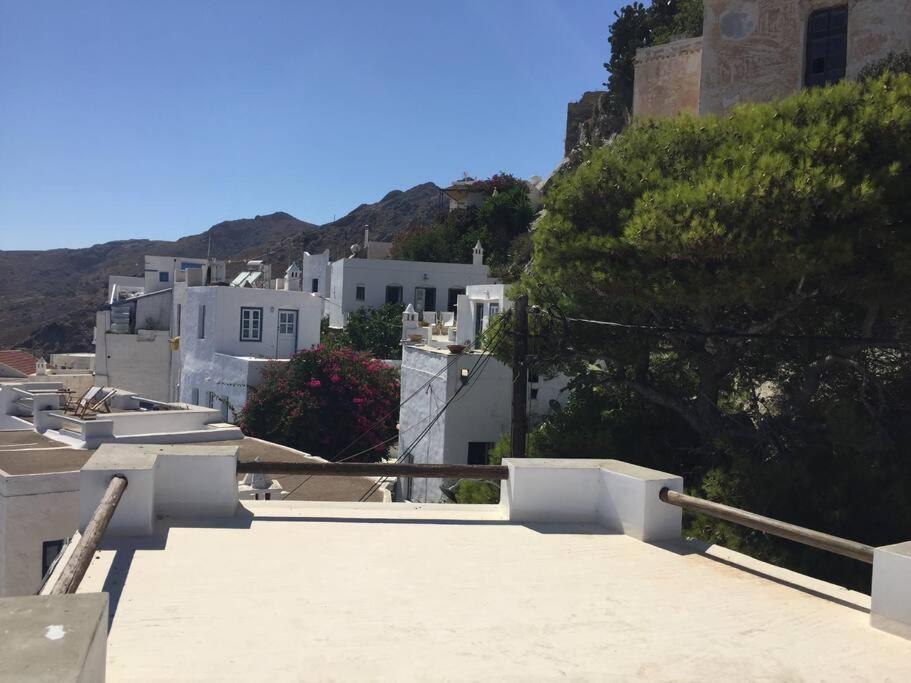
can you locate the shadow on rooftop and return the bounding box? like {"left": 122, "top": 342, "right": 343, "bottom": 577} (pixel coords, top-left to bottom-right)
{"left": 652, "top": 537, "right": 870, "bottom": 615}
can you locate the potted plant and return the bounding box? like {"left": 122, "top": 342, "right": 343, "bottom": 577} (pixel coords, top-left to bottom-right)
{"left": 447, "top": 343, "right": 466, "bottom": 354}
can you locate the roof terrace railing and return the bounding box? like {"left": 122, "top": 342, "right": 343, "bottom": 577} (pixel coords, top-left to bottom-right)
{"left": 658, "top": 487, "right": 875, "bottom": 564}
{"left": 235, "top": 461, "right": 509, "bottom": 480}
{"left": 51, "top": 475, "right": 128, "bottom": 595}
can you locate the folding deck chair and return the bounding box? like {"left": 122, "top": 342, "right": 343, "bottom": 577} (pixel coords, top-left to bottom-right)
{"left": 64, "top": 386, "right": 101, "bottom": 417}
{"left": 86, "top": 388, "right": 118, "bottom": 414}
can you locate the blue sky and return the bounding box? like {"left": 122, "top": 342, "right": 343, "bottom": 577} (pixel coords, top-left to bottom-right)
{"left": 0, "top": 1, "right": 620, "bottom": 250}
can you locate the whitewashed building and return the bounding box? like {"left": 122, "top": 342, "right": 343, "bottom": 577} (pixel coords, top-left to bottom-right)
{"left": 94, "top": 255, "right": 322, "bottom": 417}
{"left": 94, "top": 256, "right": 225, "bottom": 402}
{"left": 308, "top": 236, "right": 497, "bottom": 329}
{"left": 397, "top": 285, "right": 568, "bottom": 503}
{"left": 177, "top": 285, "right": 322, "bottom": 420}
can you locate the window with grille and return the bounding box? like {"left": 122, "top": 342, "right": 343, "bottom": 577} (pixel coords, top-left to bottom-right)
{"left": 240, "top": 307, "right": 263, "bottom": 341}
{"left": 805, "top": 7, "right": 847, "bottom": 88}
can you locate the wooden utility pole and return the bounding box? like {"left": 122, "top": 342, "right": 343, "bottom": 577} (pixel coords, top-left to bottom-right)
{"left": 511, "top": 294, "right": 529, "bottom": 458}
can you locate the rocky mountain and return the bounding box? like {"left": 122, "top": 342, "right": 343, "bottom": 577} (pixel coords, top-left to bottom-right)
{"left": 0, "top": 182, "right": 444, "bottom": 356}
{"left": 247, "top": 182, "right": 444, "bottom": 269}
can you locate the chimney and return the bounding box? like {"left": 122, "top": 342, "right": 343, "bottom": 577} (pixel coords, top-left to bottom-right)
{"left": 472, "top": 241, "right": 484, "bottom": 267}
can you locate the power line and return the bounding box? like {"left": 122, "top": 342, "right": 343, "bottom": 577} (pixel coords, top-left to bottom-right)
{"left": 356, "top": 315, "right": 511, "bottom": 502}
{"left": 540, "top": 309, "right": 911, "bottom": 349}
{"left": 283, "top": 315, "right": 511, "bottom": 501}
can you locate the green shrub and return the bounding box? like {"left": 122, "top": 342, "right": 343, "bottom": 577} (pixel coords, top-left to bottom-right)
{"left": 238, "top": 346, "right": 399, "bottom": 461}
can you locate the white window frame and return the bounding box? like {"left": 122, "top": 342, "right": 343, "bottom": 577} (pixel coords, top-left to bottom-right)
{"left": 240, "top": 307, "right": 263, "bottom": 342}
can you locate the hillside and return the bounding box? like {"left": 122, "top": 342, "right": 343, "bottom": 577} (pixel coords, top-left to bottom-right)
{"left": 0, "top": 183, "right": 444, "bottom": 356}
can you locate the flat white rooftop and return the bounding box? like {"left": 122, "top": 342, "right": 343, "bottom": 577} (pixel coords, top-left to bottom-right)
{"left": 76, "top": 502, "right": 911, "bottom": 681}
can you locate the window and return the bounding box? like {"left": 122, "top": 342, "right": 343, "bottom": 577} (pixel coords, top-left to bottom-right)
{"left": 180, "top": 262, "right": 202, "bottom": 270}
{"left": 191, "top": 388, "right": 199, "bottom": 405}
{"left": 207, "top": 391, "right": 216, "bottom": 409}
{"left": 355, "top": 285, "right": 366, "bottom": 301}
{"left": 414, "top": 286, "right": 436, "bottom": 314}
{"left": 197, "top": 305, "right": 206, "bottom": 339}
{"left": 530, "top": 388, "right": 539, "bottom": 400}
{"left": 447, "top": 288, "right": 465, "bottom": 313}
{"left": 805, "top": 7, "right": 847, "bottom": 88}
{"left": 159, "top": 271, "right": 169, "bottom": 283}
{"left": 385, "top": 285, "right": 403, "bottom": 304}
{"left": 176, "top": 304, "right": 181, "bottom": 336}
{"left": 278, "top": 310, "right": 297, "bottom": 334}
{"left": 467, "top": 442, "right": 494, "bottom": 466}
{"left": 311, "top": 278, "right": 320, "bottom": 293}
{"left": 240, "top": 307, "right": 263, "bottom": 341}
{"left": 41, "top": 539, "right": 64, "bottom": 578}
{"left": 488, "top": 302, "right": 500, "bottom": 318}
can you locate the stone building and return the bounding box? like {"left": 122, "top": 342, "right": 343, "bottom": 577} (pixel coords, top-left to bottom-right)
{"left": 634, "top": 0, "right": 911, "bottom": 118}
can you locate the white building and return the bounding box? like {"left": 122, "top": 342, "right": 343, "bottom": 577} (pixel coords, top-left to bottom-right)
{"left": 397, "top": 285, "right": 568, "bottom": 503}
{"left": 177, "top": 285, "right": 322, "bottom": 420}
{"left": 94, "top": 256, "right": 225, "bottom": 402}
{"left": 94, "top": 255, "right": 322, "bottom": 418}
{"left": 309, "top": 238, "right": 496, "bottom": 329}
{"left": 0, "top": 379, "right": 383, "bottom": 598}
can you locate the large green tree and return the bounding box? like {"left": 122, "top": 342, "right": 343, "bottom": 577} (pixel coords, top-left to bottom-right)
{"left": 390, "top": 174, "right": 535, "bottom": 279}
{"left": 519, "top": 74, "right": 911, "bottom": 589}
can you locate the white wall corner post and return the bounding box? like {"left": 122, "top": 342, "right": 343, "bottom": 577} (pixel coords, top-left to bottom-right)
{"left": 79, "top": 444, "right": 240, "bottom": 536}
{"left": 500, "top": 458, "right": 683, "bottom": 541}
{"left": 870, "top": 541, "right": 911, "bottom": 640}
{"left": 597, "top": 462, "right": 683, "bottom": 542}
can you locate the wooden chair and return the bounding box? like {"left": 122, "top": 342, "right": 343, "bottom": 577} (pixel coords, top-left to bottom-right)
{"left": 65, "top": 386, "right": 102, "bottom": 417}
{"left": 86, "top": 388, "right": 118, "bottom": 414}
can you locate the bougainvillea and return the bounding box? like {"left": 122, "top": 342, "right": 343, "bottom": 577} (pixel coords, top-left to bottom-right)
{"left": 237, "top": 346, "right": 400, "bottom": 461}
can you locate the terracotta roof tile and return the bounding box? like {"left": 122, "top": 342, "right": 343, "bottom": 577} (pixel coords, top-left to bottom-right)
{"left": 0, "top": 350, "right": 39, "bottom": 376}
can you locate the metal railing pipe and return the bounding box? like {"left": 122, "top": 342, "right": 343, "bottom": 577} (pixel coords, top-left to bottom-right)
{"left": 236, "top": 461, "right": 509, "bottom": 480}
{"left": 658, "top": 487, "right": 874, "bottom": 564}
{"left": 51, "top": 475, "right": 128, "bottom": 595}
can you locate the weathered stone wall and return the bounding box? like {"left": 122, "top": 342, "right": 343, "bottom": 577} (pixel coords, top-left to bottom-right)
{"left": 633, "top": 37, "right": 703, "bottom": 119}
{"left": 564, "top": 91, "right": 603, "bottom": 156}
{"left": 700, "top": 0, "right": 911, "bottom": 115}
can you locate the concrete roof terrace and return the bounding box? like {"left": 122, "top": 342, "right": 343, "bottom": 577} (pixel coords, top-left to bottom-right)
{"left": 0, "top": 430, "right": 94, "bottom": 475}
{"left": 74, "top": 501, "right": 911, "bottom": 681}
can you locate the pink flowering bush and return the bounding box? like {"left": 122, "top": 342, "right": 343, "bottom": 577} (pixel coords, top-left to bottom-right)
{"left": 237, "top": 346, "right": 400, "bottom": 461}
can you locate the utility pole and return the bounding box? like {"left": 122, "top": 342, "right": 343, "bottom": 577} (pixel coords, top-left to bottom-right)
{"left": 511, "top": 294, "right": 528, "bottom": 458}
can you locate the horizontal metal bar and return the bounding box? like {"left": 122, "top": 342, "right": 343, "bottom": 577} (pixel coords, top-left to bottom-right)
{"left": 236, "top": 461, "right": 509, "bottom": 480}
{"left": 51, "top": 475, "right": 128, "bottom": 595}
{"left": 659, "top": 488, "right": 874, "bottom": 564}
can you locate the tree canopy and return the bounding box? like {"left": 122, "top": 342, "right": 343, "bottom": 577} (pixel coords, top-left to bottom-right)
{"left": 390, "top": 174, "right": 535, "bottom": 279}
{"left": 516, "top": 73, "right": 911, "bottom": 589}
{"left": 322, "top": 303, "right": 405, "bottom": 360}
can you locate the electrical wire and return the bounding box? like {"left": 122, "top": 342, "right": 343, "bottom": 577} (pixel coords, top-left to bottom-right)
{"left": 282, "top": 315, "right": 511, "bottom": 501}
{"left": 355, "top": 315, "right": 511, "bottom": 502}
{"left": 541, "top": 308, "right": 911, "bottom": 349}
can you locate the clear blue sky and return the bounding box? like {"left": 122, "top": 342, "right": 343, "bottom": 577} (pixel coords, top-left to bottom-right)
{"left": 0, "top": 1, "right": 621, "bottom": 250}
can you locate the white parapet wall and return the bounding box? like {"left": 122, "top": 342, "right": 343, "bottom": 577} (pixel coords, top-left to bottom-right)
{"left": 80, "top": 444, "right": 240, "bottom": 535}
{"left": 0, "top": 593, "right": 108, "bottom": 682}
{"left": 500, "top": 458, "right": 683, "bottom": 541}
{"left": 871, "top": 541, "right": 911, "bottom": 640}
